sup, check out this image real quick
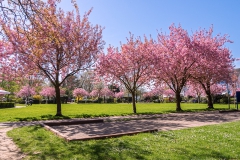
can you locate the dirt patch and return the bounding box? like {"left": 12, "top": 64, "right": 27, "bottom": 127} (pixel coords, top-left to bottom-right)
{"left": 14, "top": 106, "right": 26, "bottom": 108}
{"left": 0, "top": 127, "right": 26, "bottom": 160}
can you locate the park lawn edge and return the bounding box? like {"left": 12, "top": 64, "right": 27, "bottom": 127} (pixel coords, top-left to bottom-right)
{"left": 7, "top": 121, "right": 240, "bottom": 160}
{"left": 0, "top": 103, "right": 234, "bottom": 122}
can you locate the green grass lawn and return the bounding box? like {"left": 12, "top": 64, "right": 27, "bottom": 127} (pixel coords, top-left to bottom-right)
{"left": 8, "top": 121, "right": 240, "bottom": 160}
{"left": 0, "top": 103, "right": 236, "bottom": 122}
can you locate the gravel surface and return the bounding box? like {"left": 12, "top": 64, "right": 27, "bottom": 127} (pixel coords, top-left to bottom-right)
{"left": 0, "top": 127, "right": 26, "bottom": 160}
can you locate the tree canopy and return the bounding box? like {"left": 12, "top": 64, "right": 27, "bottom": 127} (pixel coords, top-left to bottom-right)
{"left": 0, "top": 0, "right": 104, "bottom": 116}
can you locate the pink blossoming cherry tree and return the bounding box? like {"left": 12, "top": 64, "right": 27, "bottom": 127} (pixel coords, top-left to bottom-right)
{"left": 73, "top": 88, "right": 89, "bottom": 103}
{"left": 97, "top": 35, "right": 155, "bottom": 113}
{"left": 0, "top": 0, "right": 104, "bottom": 116}
{"left": 191, "top": 26, "right": 234, "bottom": 108}
{"left": 154, "top": 24, "right": 197, "bottom": 111}
{"left": 17, "top": 85, "right": 36, "bottom": 98}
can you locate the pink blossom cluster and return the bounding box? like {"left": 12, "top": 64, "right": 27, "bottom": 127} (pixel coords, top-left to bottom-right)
{"left": 17, "top": 85, "right": 36, "bottom": 98}
{"left": 114, "top": 91, "right": 124, "bottom": 99}
{"left": 73, "top": 88, "right": 89, "bottom": 97}
{"left": 89, "top": 88, "right": 114, "bottom": 98}
{"left": 100, "top": 88, "right": 114, "bottom": 97}
{"left": 40, "top": 87, "right": 55, "bottom": 97}
{"left": 89, "top": 90, "right": 99, "bottom": 97}
{"left": 40, "top": 87, "right": 66, "bottom": 97}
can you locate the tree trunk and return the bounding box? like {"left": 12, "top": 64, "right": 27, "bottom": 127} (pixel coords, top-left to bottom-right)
{"left": 175, "top": 91, "right": 182, "bottom": 111}
{"left": 46, "top": 96, "right": 49, "bottom": 104}
{"left": 206, "top": 92, "right": 214, "bottom": 109}
{"left": 197, "top": 95, "right": 200, "bottom": 103}
{"left": 135, "top": 92, "right": 137, "bottom": 103}
{"left": 55, "top": 85, "right": 62, "bottom": 116}
{"left": 228, "top": 93, "right": 230, "bottom": 109}
{"left": 200, "top": 82, "right": 214, "bottom": 109}
{"left": 204, "top": 83, "right": 214, "bottom": 108}
{"left": 132, "top": 91, "right": 137, "bottom": 113}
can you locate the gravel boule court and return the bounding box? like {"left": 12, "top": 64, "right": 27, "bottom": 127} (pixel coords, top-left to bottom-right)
{"left": 40, "top": 110, "right": 240, "bottom": 141}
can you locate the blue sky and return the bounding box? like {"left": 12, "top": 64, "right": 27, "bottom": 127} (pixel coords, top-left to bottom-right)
{"left": 59, "top": 0, "right": 240, "bottom": 68}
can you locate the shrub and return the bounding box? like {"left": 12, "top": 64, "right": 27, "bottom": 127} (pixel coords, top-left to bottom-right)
{"left": 106, "top": 98, "right": 114, "bottom": 103}
{"left": 9, "top": 98, "right": 16, "bottom": 103}
{"left": 32, "top": 99, "right": 40, "bottom": 104}
{"left": 41, "top": 99, "right": 54, "bottom": 104}
{"left": 33, "top": 95, "right": 42, "bottom": 101}
{"left": 220, "top": 97, "right": 228, "bottom": 104}
{"left": 230, "top": 97, "right": 235, "bottom": 104}
{"left": 200, "top": 97, "right": 207, "bottom": 104}
{"left": 98, "top": 97, "right": 103, "bottom": 103}
{"left": 92, "top": 99, "right": 99, "bottom": 103}
{"left": 188, "top": 98, "right": 198, "bottom": 103}
{"left": 77, "top": 100, "right": 84, "bottom": 103}
{"left": 117, "top": 99, "right": 122, "bottom": 103}
{"left": 0, "top": 102, "right": 15, "bottom": 108}
{"left": 15, "top": 98, "right": 25, "bottom": 104}
{"left": 153, "top": 99, "right": 160, "bottom": 103}
{"left": 164, "top": 97, "right": 175, "bottom": 103}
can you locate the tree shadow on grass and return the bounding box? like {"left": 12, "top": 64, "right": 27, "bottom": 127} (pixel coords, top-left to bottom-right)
{"left": 80, "top": 139, "right": 151, "bottom": 160}
{"left": 14, "top": 125, "right": 238, "bottom": 160}
{"left": 14, "top": 114, "right": 71, "bottom": 121}
{"left": 73, "top": 114, "right": 108, "bottom": 118}
{"left": 138, "top": 109, "right": 216, "bottom": 115}
{"left": 182, "top": 107, "right": 230, "bottom": 112}
{"left": 138, "top": 110, "right": 199, "bottom": 115}
{"left": 14, "top": 117, "right": 39, "bottom": 121}
{"left": 137, "top": 112, "right": 165, "bottom": 115}
{"left": 72, "top": 113, "right": 126, "bottom": 119}
{"left": 24, "top": 125, "right": 152, "bottom": 160}
{"left": 41, "top": 114, "right": 71, "bottom": 120}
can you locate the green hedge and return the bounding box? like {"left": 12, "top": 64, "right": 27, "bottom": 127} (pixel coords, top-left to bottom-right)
{"left": 77, "top": 100, "right": 98, "bottom": 103}
{"left": 0, "top": 102, "right": 15, "bottom": 108}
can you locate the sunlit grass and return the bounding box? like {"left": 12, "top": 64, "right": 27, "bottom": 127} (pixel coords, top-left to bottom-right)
{"left": 8, "top": 121, "right": 240, "bottom": 159}
{"left": 0, "top": 102, "right": 235, "bottom": 122}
